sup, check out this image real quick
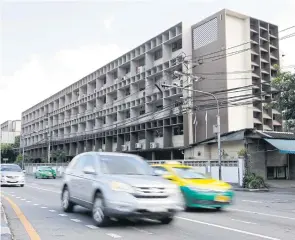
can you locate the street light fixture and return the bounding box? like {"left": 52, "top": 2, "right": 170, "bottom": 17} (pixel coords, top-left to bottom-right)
{"left": 162, "top": 82, "right": 222, "bottom": 181}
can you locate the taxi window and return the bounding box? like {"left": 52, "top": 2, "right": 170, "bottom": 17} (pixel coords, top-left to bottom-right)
{"left": 152, "top": 166, "right": 169, "bottom": 176}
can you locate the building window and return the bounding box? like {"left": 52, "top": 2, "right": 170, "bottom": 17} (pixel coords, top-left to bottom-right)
{"left": 125, "top": 87, "right": 130, "bottom": 96}
{"left": 113, "top": 114, "right": 117, "bottom": 122}
{"left": 103, "top": 78, "right": 106, "bottom": 85}
{"left": 125, "top": 67, "right": 130, "bottom": 74}
{"left": 103, "top": 116, "right": 106, "bottom": 124}
{"left": 156, "top": 105, "right": 163, "bottom": 111}
{"left": 125, "top": 110, "right": 130, "bottom": 119}
{"left": 103, "top": 96, "right": 106, "bottom": 104}
{"left": 113, "top": 71, "right": 118, "bottom": 79}
{"left": 125, "top": 134, "right": 130, "bottom": 141}
{"left": 113, "top": 136, "right": 117, "bottom": 143}
{"left": 103, "top": 138, "right": 105, "bottom": 144}
{"left": 154, "top": 49, "right": 162, "bottom": 60}
{"left": 173, "top": 126, "right": 183, "bottom": 135}
{"left": 154, "top": 129, "right": 163, "bottom": 138}
{"left": 172, "top": 39, "right": 182, "bottom": 52}
{"left": 139, "top": 109, "right": 145, "bottom": 115}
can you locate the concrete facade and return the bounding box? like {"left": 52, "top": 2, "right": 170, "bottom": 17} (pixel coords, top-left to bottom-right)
{"left": 191, "top": 9, "right": 282, "bottom": 143}
{"left": 21, "top": 9, "right": 282, "bottom": 161}
{"left": 0, "top": 120, "right": 21, "bottom": 144}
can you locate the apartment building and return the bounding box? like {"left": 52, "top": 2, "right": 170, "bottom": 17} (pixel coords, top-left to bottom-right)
{"left": 0, "top": 120, "right": 21, "bottom": 144}
{"left": 191, "top": 9, "right": 282, "bottom": 144}
{"left": 21, "top": 9, "right": 282, "bottom": 161}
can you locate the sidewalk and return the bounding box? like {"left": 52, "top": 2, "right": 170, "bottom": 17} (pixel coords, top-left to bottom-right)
{"left": 266, "top": 180, "right": 295, "bottom": 189}
{"left": 1, "top": 202, "right": 12, "bottom": 240}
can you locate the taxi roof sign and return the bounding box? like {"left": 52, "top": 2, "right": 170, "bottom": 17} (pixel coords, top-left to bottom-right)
{"left": 164, "top": 160, "right": 182, "bottom": 164}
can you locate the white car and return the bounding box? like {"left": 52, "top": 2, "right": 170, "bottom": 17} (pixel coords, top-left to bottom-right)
{"left": 0, "top": 164, "right": 26, "bottom": 187}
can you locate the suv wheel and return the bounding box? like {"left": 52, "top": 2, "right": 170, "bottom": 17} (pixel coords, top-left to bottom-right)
{"left": 61, "top": 187, "right": 74, "bottom": 212}
{"left": 92, "top": 193, "right": 110, "bottom": 227}
{"left": 159, "top": 216, "right": 174, "bottom": 224}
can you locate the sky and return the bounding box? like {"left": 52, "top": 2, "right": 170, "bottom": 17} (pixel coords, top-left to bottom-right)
{"left": 1, "top": 0, "right": 295, "bottom": 124}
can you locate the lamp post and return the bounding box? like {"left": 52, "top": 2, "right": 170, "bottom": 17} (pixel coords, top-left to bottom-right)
{"left": 162, "top": 83, "right": 222, "bottom": 180}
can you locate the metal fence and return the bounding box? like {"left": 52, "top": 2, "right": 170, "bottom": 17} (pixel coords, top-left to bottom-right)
{"left": 24, "top": 159, "right": 241, "bottom": 183}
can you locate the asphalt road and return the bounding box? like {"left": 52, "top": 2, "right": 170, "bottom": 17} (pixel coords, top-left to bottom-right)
{"left": 1, "top": 176, "right": 295, "bottom": 240}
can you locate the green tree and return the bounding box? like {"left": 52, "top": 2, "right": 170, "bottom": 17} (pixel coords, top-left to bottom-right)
{"left": 1, "top": 143, "right": 16, "bottom": 163}
{"left": 271, "top": 66, "right": 295, "bottom": 130}
{"left": 51, "top": 149, "right": 67, "bottom": 162}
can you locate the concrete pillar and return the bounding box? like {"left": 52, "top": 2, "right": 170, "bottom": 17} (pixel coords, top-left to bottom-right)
{"left": 86, "top": 140, "right": 92, "bottom": 152}
{"left": 69, "top": 142, "right": 76, "bottom": 156}
{"left": 105, "top": 137, "right": 112, "bottom": 152}
{"left": 146, "top": 130, "right": 153, "bottom": 150}
{"left": 130, "top": 133, "right": 137, "bottom": 151}
{"left": 77, "top": 141, "right": 84, "bottom": 154}
{"left": 152, "top": 151, "right": 155, "bottom": 160}
{"left": 117, "top": 135, "right": 124, "bottom": 152}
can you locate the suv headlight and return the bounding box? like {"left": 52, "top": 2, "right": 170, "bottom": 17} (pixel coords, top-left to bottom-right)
{"left": 110, "top": 181, "right": 134, "bottom": 194}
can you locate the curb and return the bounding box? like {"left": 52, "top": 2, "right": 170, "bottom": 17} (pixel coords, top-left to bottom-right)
{"left": 1, "top": 203, "right": 13, "bottom": 240}
{"left": 233, "top": 188, "right": 270, "bottom": 192}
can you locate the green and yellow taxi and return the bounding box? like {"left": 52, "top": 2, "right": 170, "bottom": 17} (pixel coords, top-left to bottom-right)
{"left": 151, "top": 162, "right": 234, "bottom": 210}
{"left": 35, "top": 166, "right": 56, "bottom": 179}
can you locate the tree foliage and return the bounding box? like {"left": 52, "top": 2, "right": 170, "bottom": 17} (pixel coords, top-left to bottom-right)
{"left": 1, "top": 143, "right": 16, "bottom": 163}
{"left": 51, "top": 149, "right": 67, "bottom": 162}
{"left": 271, "top": 66, "right": 295, "bottom": 130}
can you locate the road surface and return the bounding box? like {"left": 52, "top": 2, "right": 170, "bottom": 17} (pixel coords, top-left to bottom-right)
{"left": 1, "top": 176, "right": 295, "bottom": 240}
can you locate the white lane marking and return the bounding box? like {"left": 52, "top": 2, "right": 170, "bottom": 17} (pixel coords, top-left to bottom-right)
{"left": 49, "top": 210, "right": 56, "bottom": 212}
{"left": 132, "top": 227, "right": 153, "bottom": 235}
{"left": 16, "top": 197, "right": 20, "bottom": 199}
{"left": 106, "top": 233, "right": 121, "bottom": 238}
{"left": 71, "top": 219, "right": 81, "bottom": 223}
{"left": 59, "top": 214, "right": 67, "bottom": 217}
{"left": 242, "top": 200, "right": 263, "bottom": 203}
{"left": 230, "top": 208, "right": 295, "bottom": 221}
{"left": 41, "top": 206, "right": 47, "bottom": 209}
{"left": 231, "top": 218, "right": 257, "bottom": 225}
{"left": 21, "top": 198, "right": 26, "bottom": 201}
{"left": 177, "top": 216, "right": 280, "bottom": 240}
{"left": 11, "top": 195, "right": 15, "bottom": 197}
{"left": 85, "top": 225, "right": 99, "bottom": 229}
{"left": 26, "top": 201, "right": 31, "bottom": 203}
{"left": 10, "top": 192, "right": 14, "bottom": 193}
{"left": 26, "top": 185, "right": 59, "bottom": 194}
{"left": 34, "top": 203, "right": 39, "bottom": 206}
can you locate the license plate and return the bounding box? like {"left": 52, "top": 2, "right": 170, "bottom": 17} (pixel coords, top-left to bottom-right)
{"left": 215, "top": 195, "right": 230, "bottom": 202}
{"left": 149, "top": 207, "right": 166, "bottom": 212}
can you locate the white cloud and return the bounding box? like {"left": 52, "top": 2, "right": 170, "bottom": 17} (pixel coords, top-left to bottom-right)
{"left": 0, "top": 43, "right": 124, "bottom": 123}
{"left": 103, "top": 15, "right": 115, "bottom": 30}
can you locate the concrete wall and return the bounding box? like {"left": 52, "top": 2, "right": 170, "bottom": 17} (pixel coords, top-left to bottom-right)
{"left": 225, "top": 13, "right": 253, "bottom": 131}
{"left": 184, "top": 140, "right": 244, "bottom": 160}
{"left": 191, "top": 10, "right": 229, "bottom": 143}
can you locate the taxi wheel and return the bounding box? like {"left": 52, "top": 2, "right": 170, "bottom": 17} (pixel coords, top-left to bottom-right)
{"left": 20, "top": 184, "right": 24, "bottom": 187}
{"left": 215, "top": 207, "right": 222, "bottom": 211}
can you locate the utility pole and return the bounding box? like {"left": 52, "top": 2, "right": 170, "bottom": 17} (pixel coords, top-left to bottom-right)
{"left": 22, "top": 134, "right": 25, "bottom": 169}
{"left": 47, "top": 114, "right": 51, "bottom": 163}
{"left": 162, "top": 79, "right": 222, "bottom": 181}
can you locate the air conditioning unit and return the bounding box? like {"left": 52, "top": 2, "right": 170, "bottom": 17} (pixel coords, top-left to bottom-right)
{"left": 122, "top": 145, "right": 128, "bottom": 151}
{"left": 122, "top": 75, "right": 127, "bottom": 80}
{"left": 150, "top": 142, "right": 158, "bottom": 149}
{"left": 135, "top": 143, "right": 142, "bottom": 149}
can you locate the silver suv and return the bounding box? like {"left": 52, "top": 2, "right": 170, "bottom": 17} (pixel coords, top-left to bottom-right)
{"left": 61, "top": 152, "right": 183, "bottom": 227}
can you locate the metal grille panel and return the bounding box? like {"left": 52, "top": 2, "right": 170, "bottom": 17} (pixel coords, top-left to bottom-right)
{"left": 193, "top": 17, "right": 218, "bottom": 50}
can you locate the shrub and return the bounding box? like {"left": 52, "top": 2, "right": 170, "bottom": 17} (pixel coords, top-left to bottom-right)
{"left": 243, "top": 173, "right": 267, "bottom": 189}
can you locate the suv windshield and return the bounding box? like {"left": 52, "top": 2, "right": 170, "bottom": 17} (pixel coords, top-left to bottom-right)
{"left": 0, "top": 165, "right": 22, "bottom": 172}
{"left": 100, "top": 155, "right": 153, "bottom": 175}
{"left": 172, "top": 167, "right": 206, "bottom": 179}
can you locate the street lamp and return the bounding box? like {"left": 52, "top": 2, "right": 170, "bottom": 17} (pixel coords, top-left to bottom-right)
{"left": 162, "top": 83, "right": 222, "bottom": 180}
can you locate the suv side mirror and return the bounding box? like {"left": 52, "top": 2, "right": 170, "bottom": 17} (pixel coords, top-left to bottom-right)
{"left": 83, "top": 166, "right": 96, "bottom": 175}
